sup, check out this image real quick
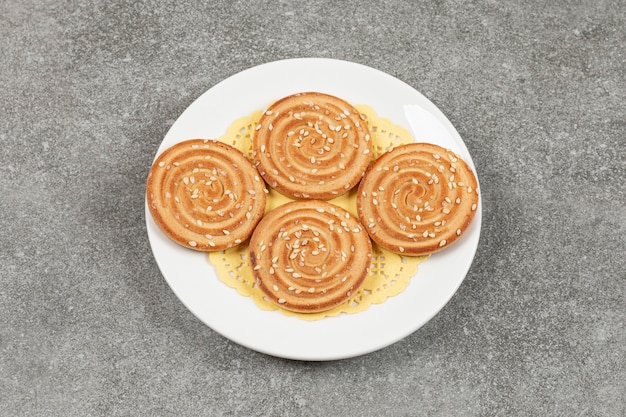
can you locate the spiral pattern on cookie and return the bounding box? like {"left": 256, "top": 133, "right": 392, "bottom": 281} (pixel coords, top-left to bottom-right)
{"left": 146, "top": 139, "right": 267, "bottom": 251}
{"left": 357, "top": 143, "right": 479, "bottom": 256}
{"left": 252, "top": 92, "right": 373, "bottom": 200}
{"left": 249, "top": 200, "right": 372, "bottom": 313}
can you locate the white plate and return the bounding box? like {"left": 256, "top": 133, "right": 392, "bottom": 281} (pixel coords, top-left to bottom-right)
{"left": 145, "top": 58, "right": 482, "bottom": 361}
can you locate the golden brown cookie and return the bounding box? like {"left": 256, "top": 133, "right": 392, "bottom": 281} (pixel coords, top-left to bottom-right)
{"left": 146, "top": 139, "right": 267, "bottom": 251}
{"left": 357, "top": 143, "right": 479, "bottom": 256}
{"left": 252, "top": 92, "right": 373, "bottom": 200}
{"left": 249, "top": 200, "right": 372, "bottom": 313}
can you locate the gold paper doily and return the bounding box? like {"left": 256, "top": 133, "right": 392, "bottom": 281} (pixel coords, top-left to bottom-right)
{"left": 208, "top": 104, "right": 429, "bottom": 320}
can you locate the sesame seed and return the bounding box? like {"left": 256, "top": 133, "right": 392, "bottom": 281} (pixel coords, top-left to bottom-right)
{"left": 472, "top": 203, "right": 477, "bottom": 211}
{"left": 188, "top": 241, "right": 197, "bottom": 247}
{"left": 278, "top": 298, "right": 286, "bottom": 304}
{"left": 456, "top": 229, "right": 462, "bottom": 235}
{"left": 439, "top": 240, "right": 447, "bottom": 247}
{"left": 158, "top": 161, "right": 165, "bottom": 167}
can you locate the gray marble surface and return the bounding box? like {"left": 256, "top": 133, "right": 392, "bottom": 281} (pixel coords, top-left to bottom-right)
{"left": 1, "top": 1, "right": 624, "bottom": 416}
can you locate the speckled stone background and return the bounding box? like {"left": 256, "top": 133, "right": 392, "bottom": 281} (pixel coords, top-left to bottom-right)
{"left": 1, "top": 1, "right": 624, "bottom": 416}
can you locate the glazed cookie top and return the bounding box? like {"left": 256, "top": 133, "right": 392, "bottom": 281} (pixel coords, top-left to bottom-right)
{"left": 357, "top": 143, "right": 479, "bottom": 256}
{"left": 146, "top": 139, "right": 267, "bottom": 251}
{"left": 252, "top": 92, "right": 373, "bottom": 200}
{"left": 249, "top": 200, "right": 372, "bottom": 313}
